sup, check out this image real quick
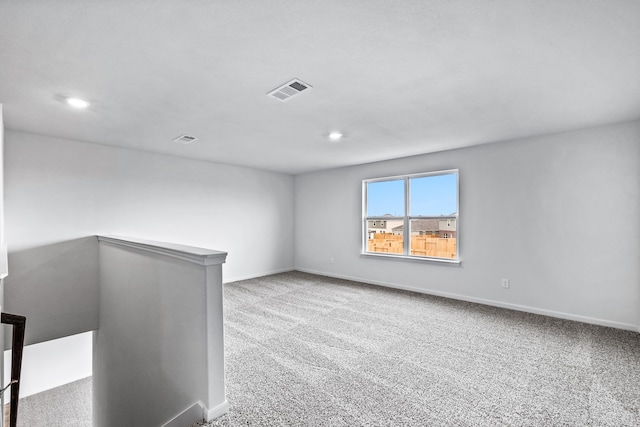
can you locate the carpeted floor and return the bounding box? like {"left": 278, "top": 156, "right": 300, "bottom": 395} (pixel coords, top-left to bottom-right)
{"left": 16, "top": 272, "right": 640, "bottom": 426}
{"left": 193, "top": 271, "right": 640, "bottom": 426}
{"left": 16, "top": 376, "right": 91, "bottom": 427}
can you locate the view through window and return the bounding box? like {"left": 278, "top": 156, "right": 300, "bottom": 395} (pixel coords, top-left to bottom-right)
{"left": 363, "top": 170, "right": 458, "bottom": 260}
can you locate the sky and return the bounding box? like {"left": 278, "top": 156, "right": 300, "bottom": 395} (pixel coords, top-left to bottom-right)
{"left": 366, "top": 173, "right": 457, "bottom": 217}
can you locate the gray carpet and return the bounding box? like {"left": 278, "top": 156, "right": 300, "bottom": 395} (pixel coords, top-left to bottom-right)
{"left": 17, "top": 376, "right": 91, "bottom": 427}
{"left": 194, "top": 271, "right": 640, "bottom": 427}
{"left": 15, "top": 272, "right": 640, "bottom": 426}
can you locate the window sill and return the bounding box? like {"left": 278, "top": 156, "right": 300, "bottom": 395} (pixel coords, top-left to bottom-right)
{"left": 359, "top": 252, "right": 461, "bottom": 265}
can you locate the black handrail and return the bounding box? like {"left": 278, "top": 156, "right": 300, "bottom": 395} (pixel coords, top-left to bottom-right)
{"left": 1, "top": 313, "right": 26, "bottom": 427}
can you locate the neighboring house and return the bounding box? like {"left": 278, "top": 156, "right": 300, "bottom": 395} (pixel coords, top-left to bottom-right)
{"left": 367, "top": 219, "right": 388, "bottom": 231}
{"left": 367, "top": 215, "right": 402, "bottom": 238}
{"left": 438, "top": 218, "right": 457, "bottom": 238}
{"left": 392, "top": 218, "right": 457, "bottom": 238}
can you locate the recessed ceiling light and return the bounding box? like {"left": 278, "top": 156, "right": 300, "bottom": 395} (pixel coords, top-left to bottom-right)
{"left": 328, "top": 131, "right": 343, "bottom": 141}
{"left": 65, "top": 97, "right": 90, "bottom": 109}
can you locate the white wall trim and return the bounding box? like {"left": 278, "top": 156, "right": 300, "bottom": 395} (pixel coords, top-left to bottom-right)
{"left": 161, "top": 401, "right": 206, "bottom": 427}
{"left": 98, "top": 235, "right": 227, "bottom": 266}
{"left": 204, "top": 399, "right": 230, "bottom": 422}
{"left": 225, "top": 267, "right": 295, "bottom": 284}
{"left": 296, "top": 268, "right": 639, "bottom": 333}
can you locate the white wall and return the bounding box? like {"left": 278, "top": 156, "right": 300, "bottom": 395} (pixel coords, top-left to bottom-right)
{"left": 295, "top": 120, "right": 640, "bottom": 330}
{"left": 4, "top": 130, "right": 295, "bottom": 346}
{"left": 0, "top": 105, "right": 6, "bottom": 279}
{"left": 3, "top": 332, "right": 92, "bottom": 398}
{"left": 94, "top": 238, "right": 227, "bottom": 426}
{"left": 0, "top": 104, "right": 5, "bottom": 420}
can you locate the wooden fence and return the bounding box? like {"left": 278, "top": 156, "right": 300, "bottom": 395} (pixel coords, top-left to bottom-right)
{"left": 367, "top": 233, "right": 456, "bottom": 259}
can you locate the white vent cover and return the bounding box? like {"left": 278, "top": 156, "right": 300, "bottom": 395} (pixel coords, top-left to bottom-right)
{"left": 267, "top": 78, "right": 312, "bottom": 101}
{"left": 173, "top": 135, "right": 198, "bottom": 144}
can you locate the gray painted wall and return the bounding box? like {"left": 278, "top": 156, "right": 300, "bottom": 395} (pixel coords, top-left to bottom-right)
{"left": 4, "top": 131, "right": 295, "bottom": 346}
{"left": 0, "top": 105, "right": 6, "bottom": 279}
{"left": 94, "top": 239, "right": 225, "bottom": 427}
{"left": 4, "top": 120, "right": 639, "bottom": 352}
{"left": 0, "top": 104, "right": 5, "bottom": 421}
{"left": 294, "top": 120, "right": 640, "bottom": 330}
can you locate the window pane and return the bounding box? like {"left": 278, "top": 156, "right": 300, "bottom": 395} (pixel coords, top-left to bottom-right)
{"left": 409, "top": 173, "right": 457, "bottom": 216}
{"left": 366, "top": 179, "right": 404, "bottom": 217}
{"left": 409, "top": 218, "right": 457, "bottom": 258}
{"left": 366, "top": 221, "right": 404, "bottom": 254}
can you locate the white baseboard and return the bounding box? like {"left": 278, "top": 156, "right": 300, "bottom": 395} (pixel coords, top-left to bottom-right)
{"left": 161, "top": 401, "right": 206, "bottom": 427}
{"left": 224, "top": 267, "right": 294, "bottom": 284}
{"left": 204, "top": 400, "right": 230, "bottom": 422}
{"left": 296, "top": 268, "right": 639, "bottom": 333}
{"left": 161, "top": 400, "right": 229, "bottom": 427}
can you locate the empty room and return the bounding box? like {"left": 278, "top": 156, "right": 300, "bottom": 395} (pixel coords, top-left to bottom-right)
{"left": 0, "top": 1, "right": 639, "bottom": 426}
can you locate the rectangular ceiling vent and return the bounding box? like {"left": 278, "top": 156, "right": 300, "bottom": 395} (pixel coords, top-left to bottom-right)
{"left": 173, "top": 135, "right": 198, "bottom": 144}
{"left": 267, "top": 78, "right": 312, "bottom": 102}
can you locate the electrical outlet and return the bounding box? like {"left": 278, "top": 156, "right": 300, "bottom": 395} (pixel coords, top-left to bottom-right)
{"left": 330, "top": 257, "right": 335, "bottom": 264}
{"left": 501, "top": 278, "right": 510, "bottom": 289}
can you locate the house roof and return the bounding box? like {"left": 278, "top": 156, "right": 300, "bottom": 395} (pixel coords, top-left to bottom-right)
{"left": 393, "top": 219, "right": 440, "bottom": 232}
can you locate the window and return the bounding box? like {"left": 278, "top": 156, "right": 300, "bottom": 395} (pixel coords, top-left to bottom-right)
{"left": 363, "top": 170, "right": 459, "bottom": 261}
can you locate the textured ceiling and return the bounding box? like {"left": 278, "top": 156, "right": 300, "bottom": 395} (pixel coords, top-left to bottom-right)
{"left": 1, "top": 0, "right": 639, "bottom": 174}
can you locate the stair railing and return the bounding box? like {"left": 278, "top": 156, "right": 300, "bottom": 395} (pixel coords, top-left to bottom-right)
{"left": 1, "top": 313, "right": 26, "bottom": 427}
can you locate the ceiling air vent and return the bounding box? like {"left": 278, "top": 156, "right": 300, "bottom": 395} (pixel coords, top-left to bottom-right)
{"left": 173, "top": 135, "right": 198, "bottom": 144}
{"left": 267, "top": 78, "right": 312, "bottom": 102}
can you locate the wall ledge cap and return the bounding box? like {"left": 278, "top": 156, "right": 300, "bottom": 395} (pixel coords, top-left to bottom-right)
{"left": 97, "top": 235, "right": 227, "bottom": 266}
